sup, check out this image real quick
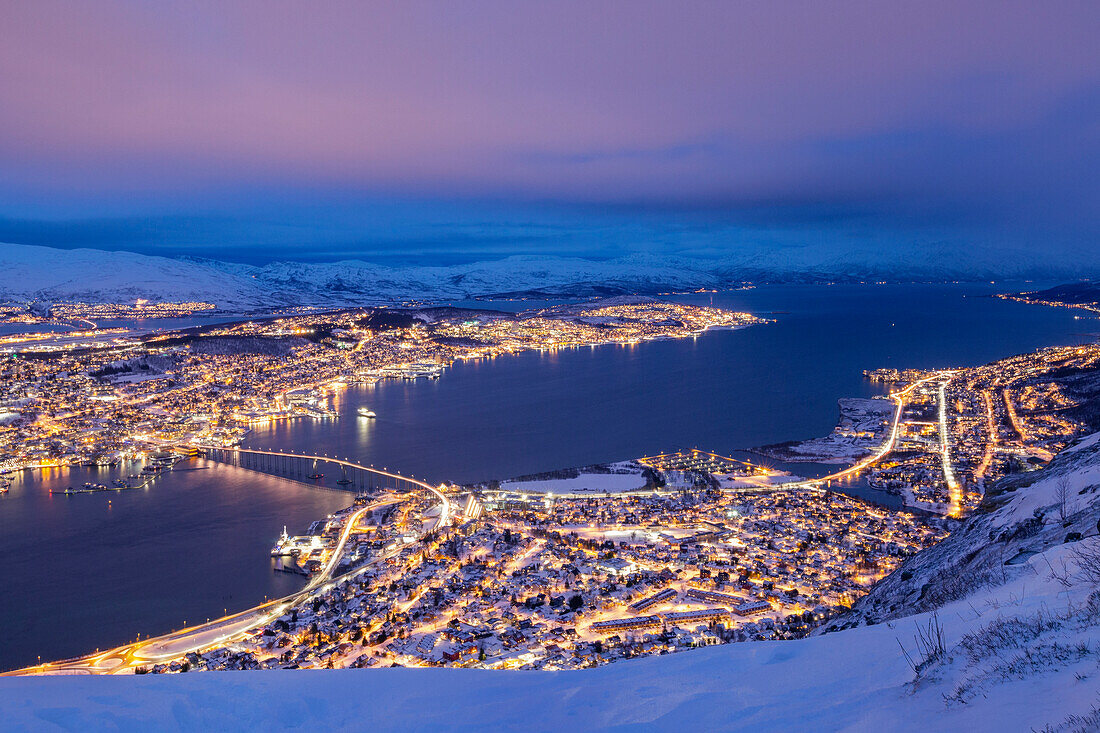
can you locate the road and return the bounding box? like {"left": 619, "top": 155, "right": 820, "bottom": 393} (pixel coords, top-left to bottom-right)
{"left": 802, "top": 371, "right": 953, "bottom": 487}
{"left": 6, "top": 500, "right": 383, "bottom": 676}
{"left": 973, "top": 390, "right": 997, "bottom": 485}
{"left": 936, "top": 378, "right": 963, "bottom": 515}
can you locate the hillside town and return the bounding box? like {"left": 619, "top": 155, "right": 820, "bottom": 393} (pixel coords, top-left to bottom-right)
{"left": 753, "top": 345, "right": 1100, "bottom": 516}
{"left": 864, "top": 344, "right": 1100, "bottom": 514}
{"left": 139, "top": 460, "right": 947, "bottom": 673}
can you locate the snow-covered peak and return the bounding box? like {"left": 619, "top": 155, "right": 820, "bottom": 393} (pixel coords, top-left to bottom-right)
{"left": 3, "top": 240, "right": 1098, "bottom": 309}
{"left": 0, "top": 243, "right": 282, "bottom": 309}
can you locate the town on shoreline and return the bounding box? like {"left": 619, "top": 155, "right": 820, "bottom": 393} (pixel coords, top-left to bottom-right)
{"left": 5, "top": 293, "right": 1099, "bottom": 675}
{"left": 0, "top": 297, "right": 761, "bottom": 475}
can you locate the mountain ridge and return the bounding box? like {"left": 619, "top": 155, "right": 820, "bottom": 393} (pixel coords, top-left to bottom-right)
{"left": 2, "top": 241, "right": 1097, "bottom": 309}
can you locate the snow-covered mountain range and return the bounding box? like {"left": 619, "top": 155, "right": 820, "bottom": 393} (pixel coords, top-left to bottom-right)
{"left": 2, "top": 241, "right": 1097, "bottom": 309}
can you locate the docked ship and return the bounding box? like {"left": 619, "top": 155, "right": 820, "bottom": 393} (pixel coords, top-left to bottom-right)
{"left": 271, "top": 527, "right": 292, "bottom": 556}
{"left": 357, "top": 406, "right": 377, "bottom": 418}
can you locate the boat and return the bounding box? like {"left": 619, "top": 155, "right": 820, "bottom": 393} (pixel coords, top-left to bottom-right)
{"left": 308, "top": 473, "right": 324, "bottom": 480}
{"left": 271, "top": 527, "right": 291, "bottom": 556}
{"left": 337, "top": 478, "right": 353, "bottom": 486}
{"left": 357, "top": 406, "right": 377, "bottom": 418}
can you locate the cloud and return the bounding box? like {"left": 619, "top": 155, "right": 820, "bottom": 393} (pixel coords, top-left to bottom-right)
{"left": 0, "top": 1, "right": 1095, "bottom": 261}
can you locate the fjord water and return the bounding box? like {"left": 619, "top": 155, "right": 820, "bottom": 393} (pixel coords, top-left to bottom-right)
{"left": 1, "top": 284, "right": 1091, "bottom": 669}
{"left": 250, "top": 283, "right": 1093, "bottom": 484}
{"left": 0, "top": 464, "right": 350, "bottom": 670}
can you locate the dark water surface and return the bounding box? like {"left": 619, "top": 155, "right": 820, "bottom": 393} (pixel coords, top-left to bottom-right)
{"left": 249, "top": 284, "right": 1091, "bottom": 485}
{"left": 0, "top": 462, "right": 350, "bottom": 669}
{"left": 1, "top": 283, "right": 1091, "bottom": 669}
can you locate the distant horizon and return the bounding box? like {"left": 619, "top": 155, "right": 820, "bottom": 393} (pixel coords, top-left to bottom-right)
{"left": 5, "top": 239, "right": 1100, "bottom": 282}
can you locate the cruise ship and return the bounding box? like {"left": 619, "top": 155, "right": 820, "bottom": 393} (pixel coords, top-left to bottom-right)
{"left": 357, "top": 406, "right": 377, "bottom": 418}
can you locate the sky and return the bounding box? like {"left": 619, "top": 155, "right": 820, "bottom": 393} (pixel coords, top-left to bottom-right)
{"left": 0, "top": 1, "right": 1096, "bottom": 265}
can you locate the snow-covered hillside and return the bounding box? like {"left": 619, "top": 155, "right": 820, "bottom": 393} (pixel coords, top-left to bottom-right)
{"left": 6, "top": 435, "right": 1100, "bottom": 730}
{"left": 3, "top": 240, "right": 1098, "bottom": 310}
{"left": 834, "top": 431, "right": 1100, "bottom": 627}
{"left": 1, "top": 555, "right": 1096, "bottom": 730}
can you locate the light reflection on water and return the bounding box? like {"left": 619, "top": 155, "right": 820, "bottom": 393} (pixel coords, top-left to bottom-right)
{"left": 0, "top": 460, "right": 350, "bottom": 670}
{"left": 3, "top": 283, "right": 1090, "bottom": 669}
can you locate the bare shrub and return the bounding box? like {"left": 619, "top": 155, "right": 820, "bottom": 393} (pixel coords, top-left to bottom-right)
{"left": 1072, "top": 539, "right": 1100, "bottom": 585}
{"left": 916, "top": 557, "right": 1001, "bottom": 613}
{"left": 1054, "top": 701, "right": 1100, "bottom": 733}
{"left": 1056, "top": 475, "right": 1073, "bottom": 524}
{"left": 1045, "top": 555, "right": 1074, "bottom": 588}
{"left": 957, "top": 607, "right": 1064, "bottom": 665}
{"left": 899, "top": 610, "right": 947, "bottom": 676}
{"left": 944, "top": 593, "right": 1100, "bottom": 707}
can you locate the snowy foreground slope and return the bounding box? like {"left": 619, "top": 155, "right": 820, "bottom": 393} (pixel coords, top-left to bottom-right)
{"left": 3, "top": 240, "right": 1099, "bottom": 308}
{"left": 6, "top": 438, "right": 1100, "bottom": 730}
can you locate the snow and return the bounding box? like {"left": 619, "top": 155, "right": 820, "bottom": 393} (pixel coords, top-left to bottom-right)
{"left": 2, "top": 559, "right": 1097, "bottom": 731}
{"left": 716, "top": 473, "right": 801, "bottom": 489}
{"left": 8, "top": 437, "right": 1100, "bottom": 730}
{"left": 2, "top": 248, "right": 1099, "bottom": 728}
{"left": 5, "top": 240, "right": 1100, "bottom": 310}
{"left": 1065, "top": 431, "right": 1100, "bottom": 456}
{"left": 0, "top": 244, "right": 719, "bottom": 308}
{"left": 0, "top": 243, "right": 282, "bottom": 310}
{"left": 986, "top": 433, "right": 1100, "bottom": 526}
{"left": 563, "top": 526, "right": 698, "bottom": 544}
{"left": 757, "top": 398, "right": 894, "bottom": 465}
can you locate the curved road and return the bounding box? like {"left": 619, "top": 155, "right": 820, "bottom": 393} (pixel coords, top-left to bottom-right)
{"left": 803, "top": 372, "right": 953, "bottom": 487}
